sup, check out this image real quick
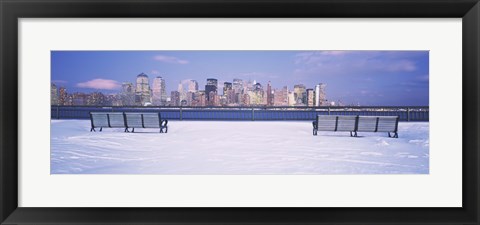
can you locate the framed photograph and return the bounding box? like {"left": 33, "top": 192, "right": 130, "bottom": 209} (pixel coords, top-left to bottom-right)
{"left": 1, "top": 0, "right": 479, "bottom": 224}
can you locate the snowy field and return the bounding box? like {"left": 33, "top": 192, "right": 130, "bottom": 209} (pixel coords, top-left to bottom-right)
{"left": 51, "top": 120, "right": 429, "bottom": 174}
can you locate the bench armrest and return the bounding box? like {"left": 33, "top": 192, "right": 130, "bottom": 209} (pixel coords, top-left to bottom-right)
{"left": 161, "top": 119, "right": 168, "bottom": 127}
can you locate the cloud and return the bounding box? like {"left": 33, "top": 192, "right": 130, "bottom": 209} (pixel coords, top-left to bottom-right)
{"left": 76, "top": 79, "right": 121, "bottom": 90}
{"left": 153, "top": 55, "right": 189, "bottom": 64}
{"left": 150, "top": 70, "right": 160, "bottom": 75}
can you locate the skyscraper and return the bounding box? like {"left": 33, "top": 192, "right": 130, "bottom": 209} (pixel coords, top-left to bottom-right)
{"left": 315, "top": 83, "right": 327, "bottom": 106}
{"left": 121, "top": 82, "right": 135, "bottom": 106}
{"left": 205, "top": 78, "right": 218, "bottom": 104}
{"left": 59, "top": 87, "right": 69, "bottom": 106}
{"left": 288, "top": 91, "right": 295, "bottom": 106}
{"left": 307, "top": 88, "right": 315, "bottom": 106}
{"left": 152, "top": 76, "right": 167, "bottom": 106}
{"left": 178, "top": 82, "right": 186, "bottom": 102}
{"left": 266, "top": 81, "right": 273, "bottom": 106}
{"left": 188, "top": 80, "right": 199, "bottom": 92}
{"left": 294, "top": 84, "right": 306, "bottom": 105}
{"left": 232, "top": 78, "right": 243, "bottom": 93}
{"left": 273, "top": 86, "right": 288, "bottom": 106}
{"left": 223, "top": 82, "right": 232, "bottom": 95}
{"left": 170, "top": 91, "right": 180, "bottom": 106}
{"left": 135, "top": 73, "right": 151, "bottom": 106}
{"left": 51, "top": 83, "right": 58, "bottom": 105}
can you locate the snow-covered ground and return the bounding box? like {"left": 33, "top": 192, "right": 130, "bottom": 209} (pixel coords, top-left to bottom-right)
{"left": 51, "top": 120, "right": 429, "bottom": 174}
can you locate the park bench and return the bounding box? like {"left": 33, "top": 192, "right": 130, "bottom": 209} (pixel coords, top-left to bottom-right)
{"left": 357, "top": 116, "right": 399, "bottom": 138}
{"left": 89, "top": 112, "right": 168, "bottom": 133}
{"left": 312, "top": 115, "right": 399, "bottom": 138}
{"left": 89, "top": 112, "right": 126, "bottom": 132}
{"left": 124, "top": 112, "right": 168, "bottom": 133}
{"left": 312, "top": 115, "right": 357, "bottom": 136}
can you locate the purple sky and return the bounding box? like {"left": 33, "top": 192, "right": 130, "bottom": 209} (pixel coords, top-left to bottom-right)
{"left": 51, "top": 50, "right": 429, "bottom": 106}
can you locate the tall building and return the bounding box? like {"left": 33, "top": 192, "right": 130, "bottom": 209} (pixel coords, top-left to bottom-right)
{"left": 135, "top": 73, "right": 151, "bottom": 106}
{"left": 266, "top": 81, "right": 273, "bottom": 106}
{"left": 288, "top": 91, "right": 295, "bottom": 106}
{"left": 293, "top": 84, "right": 307, "bottom": 105}
{"left": 51, "top": 83, "right": 58, "bottom": 105}
{"left": 121, "top": 82, "right": 135, "bottom": 106}
{"left": 249, "top": 83, "right": 265, "bottom": 105}
{"left": 232, "top": 78, "right": 243, "bottom": 94}
{"left": 307, "top": 88, "right": 315, "bottom": 106}
{"left": 178, "top": 82, "right": 186, "bottom": 102}
{"left": 273, "top": 86, "right": 288, "bottom": 106}
{"left": 170, "top": 91, "right": 180, "bottom": 106}
{"left": 152, "top": 76, "right": 167, "bottom": 106}
{"left": 315, "top": 83, "right": 327, "bottom": 106}
{"left": 205, "top": 78, "right": 218, "bottom": 103}
{"left": 58, "top": 87, "right": 69, "bottom": 106}
{"left": 188, "top": 80, "right": 199, "bottom": 92}
{"left": 223, "top": 82, "right": 232, "bottom": 95}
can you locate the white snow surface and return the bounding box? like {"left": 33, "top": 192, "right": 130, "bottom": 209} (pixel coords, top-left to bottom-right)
{"left": 51, "top": 120, "right": 429, "bottom": 174}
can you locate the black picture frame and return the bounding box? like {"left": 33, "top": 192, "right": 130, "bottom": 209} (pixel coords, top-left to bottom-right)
{"left": 1, "top": 0, "right": 479, "bottom": 224}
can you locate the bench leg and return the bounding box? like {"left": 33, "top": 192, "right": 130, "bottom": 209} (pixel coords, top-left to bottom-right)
{"left": 132, "top": 128, "right": 135, "bottom": 133}
{"left": 124, "top": 128, "right": 129, "bottom": 132}
{"left": 313, "top": 129, "right": 317, "bottom": 136}
{"left": 354, "top": 131, "right": 358, "bottom": 137}
{"left": 350, "top": 131, "right": 353, "bottom": 137}
{"left": 388, "top": 132, "right": 398, "bottom": 138}
{"left": 99, "top": 127, "right": 102, "bottom": 132}
{"left": 90, "top": 127, "right": 95, "bottom": 132}
{"left": 164, "top": 127, "right": 168, "bottom": 133}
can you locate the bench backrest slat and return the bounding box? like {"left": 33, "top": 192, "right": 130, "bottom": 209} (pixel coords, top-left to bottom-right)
{"left": 357, "top": 116, "right": 378, "bottom": 132}
{"left": 142, "top": 113, "right": 161, "bottom": 128}
{"left": 90, "top": 112, "right": 109, "bottom": 128}
{"left": 376, "top": 116, "right": 399, "bottom": 132}
{"left": 336, "top": 115, "right": 357, "bottom": 131}
{"left": 316, "top": 115, "right": 337, "bottom": 131}
{"left": 108, "top": 113, "right": 126, "bottom": 128}
{"left": 124, "top": 113, "right": 144, "bottom": 128}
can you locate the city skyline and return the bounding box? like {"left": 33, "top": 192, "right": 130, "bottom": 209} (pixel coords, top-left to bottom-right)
{"left": 51, "top": 50, "right": 429, "bottom": 106}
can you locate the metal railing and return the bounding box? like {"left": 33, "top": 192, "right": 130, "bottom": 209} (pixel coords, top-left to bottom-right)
{"left": 51, "top": 106, "right": 429, "bottom": 121}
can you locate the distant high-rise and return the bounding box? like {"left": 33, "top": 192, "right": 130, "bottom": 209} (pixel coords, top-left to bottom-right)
{"left": 266, "top": 81, "right": 273, "bottom": 106}
{"left": 233, "top": 78, "right": 243, "bottom": 93}
{"left": 152, "top": 76, "right": 167, "bottom": 106}
{"left": 178, "top": 82, "right": 186, "bottom": 102}
{"left": 307, "top": 88, "right": 315, "bottom": 106}
{"left": 170, "top": 91, "right": 180, "bottom": 106}
{"left": 293, "top": 84, "right": 306, "bottom": 105}
{"left": 121, "top": 82, "right": 135, "bottom": 106}
{"left": 273, "top": 86, "right": 288, "bottom": 106}
{"left": 223, "top": 82, "right": 232, "bottom": 95}
{"left": 315, "top": 83, "right": 327, "bottom": 106}
{"left": 135, "top": 73, "right": 151, "bottom": 106}
{"left": 188, "top": 80, "right": 199, "bottom": 92}
{"left": 288, "top": 91, "right": 295, "bottom": 106}
{"left": 205, "top": 78, "right": 218, "bottom": 103}
{"left": 51, "top": 83, "right": 58, "bottom": 105}
{"left": 58, "top": 87, "right": 69, "bottom": 106}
